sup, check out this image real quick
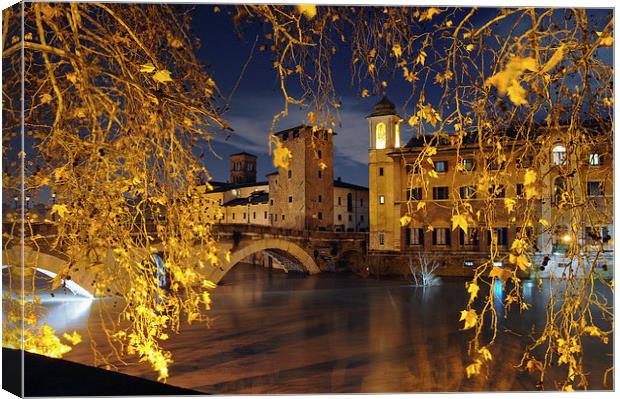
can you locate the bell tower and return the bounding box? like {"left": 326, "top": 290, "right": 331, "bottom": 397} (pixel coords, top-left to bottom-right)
{"left": 230, "top": 152, "right": 257, "bottom": 184}
{"left": 368, "top": 95, "right": 402, "bottom": 251}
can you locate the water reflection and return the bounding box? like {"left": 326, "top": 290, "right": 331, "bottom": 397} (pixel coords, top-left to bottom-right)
{"left": 15, "top": 263, "right": 613, "bottom": 393}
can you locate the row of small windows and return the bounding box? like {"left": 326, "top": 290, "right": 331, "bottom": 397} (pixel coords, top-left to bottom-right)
{"left": 402, "top": 227, "right": 513, "bottom": 247}
{"left": 401, "top": 151, "right": 604, "bottom": 175}
{"left": 231, "top": 211, "right": 269, "bottom": 220}
{"left": 233, "top": 162, "right": 254, "bottom": 172}
{"left": 399, "top": 181, "right": 604, "bottom": 202}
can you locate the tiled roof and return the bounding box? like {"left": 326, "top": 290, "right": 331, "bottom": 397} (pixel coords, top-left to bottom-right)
{"left": 230, "top": 151, "right": 257, "bottom": 158}
{"left": 334, "top": 179, "right": 368, "bottom": 191}
{"left": 222, "top": 191, "right": 269, "bottom": 207}
{"left": 207, "top": 181, "right": 268, "bottom": 193}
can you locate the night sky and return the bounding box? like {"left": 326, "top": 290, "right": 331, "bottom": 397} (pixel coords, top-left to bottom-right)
{"left": 188, "top": 5, "right": 612, "bottom": 187}
{"left": 191, "top": 5, "right": 405, "bottom": 187}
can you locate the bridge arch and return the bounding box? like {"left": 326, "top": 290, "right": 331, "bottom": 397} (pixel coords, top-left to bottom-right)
{"left": 218, "top": 238, "right": 320, "bottom": 282}
{"left": 2, "top": 246, "right": 94, "bottom": 297}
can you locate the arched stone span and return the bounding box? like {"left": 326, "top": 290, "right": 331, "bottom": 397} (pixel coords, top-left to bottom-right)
{"left": 211, "top": 238, "right": 320, "bottom": 283}
{"left": 2, "top": 246, "right": 94, "bottom": 297}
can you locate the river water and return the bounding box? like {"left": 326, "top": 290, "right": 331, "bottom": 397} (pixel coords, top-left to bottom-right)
{"left": 30, "top": 264, "right": 614, "bottom": 393}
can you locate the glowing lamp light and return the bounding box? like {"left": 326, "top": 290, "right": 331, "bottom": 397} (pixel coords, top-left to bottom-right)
{"left": 562, "top": 234, "right": 572, "bottom": 243}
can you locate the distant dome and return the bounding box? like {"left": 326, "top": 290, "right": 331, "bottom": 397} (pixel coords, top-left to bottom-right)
{"left": 367, "top": 94, "right": 397, "bottom": 117}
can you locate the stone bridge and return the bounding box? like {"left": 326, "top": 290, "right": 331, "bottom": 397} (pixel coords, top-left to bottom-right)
{"left": 1, "top": 222, "right": 368, "bottom": 296}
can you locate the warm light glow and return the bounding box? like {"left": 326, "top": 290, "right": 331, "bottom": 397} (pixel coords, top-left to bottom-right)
{"left": 375, "top": 122, "right": 386, "bottom": 149}
{"left": 562, "top": 234, "right": 572, "bottom": 243}
{"left": 394, "top": 123, "right": 401, "bottom": 148}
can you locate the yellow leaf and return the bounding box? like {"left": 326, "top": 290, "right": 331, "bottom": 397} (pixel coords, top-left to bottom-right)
{"left": 296, "top": 5, "right": 317, "bottom": 20}
{"left": 504, "top": 198, "right": 516, "bottom": 213}
{"left": 416, "top": 50, "right": 427, "bottom": 66}
{"left": 596, "top": 31, "right": 613, "bottom": 47}
{"left": 361, "top": 89, "right": 369, "bottom": 98}
{"left": 459, "top": 309, "right": 477, "bottom": 330}
{"left": 419, "top": 7, "right": 442, "bottom": 22}
{"left": 392, "top": 44, "right": 402, "bottom": 58}
{"left": 466, "top": 361, "right": 481, "bottom": 378}
{"left": 466, "top": 44, "right": 475, "bottom": 52}
{"left": 40, "top": 93, "right": 53, "bottom": 104}
{"left": 62, "top": 331, "right": 82, "bottom": 346}
{"left": 451, "top": 214, "right": 468, "bottom": 234}
{"left": 485, "top": 56, "right": 538, "bottom": 106}
{"left": 139, "top": 63, "right": 156, "bottom": 73}
{"left": 428, "top": 170, "right": 439, "bottom": 179}
{"left": 466, "top": 281, "right": 479, "bottom": 302}
{"left": 416, "top": 201, "right": 426, "bottom": 211}
{"left": 523, "top": 169, "right": 537, "bottom": 186}
{"left": 273, "top": 139, "right": 292, "bottom": 170}
{"left": 478, "top": 347, "right": 492, "bottom": 361}
{"left": 225, "top": 251, "right": 231, "bottom": 263}
{"left": 408, "top": 115, "right": 419, "bottom": 126}
{"left": 152, "top": 70, "right": 173, "bottom": 84}
{"left": 489, "top": 266, "right": 511, "bottom": 282}
{"left": 539, "top": 218, "right": 549, "bottom": 228}
{"left": 399, "top": 215, "right": 412, "bottom": 227}
{"left": 51, "top": 204, "right": 69, "bottom": 219}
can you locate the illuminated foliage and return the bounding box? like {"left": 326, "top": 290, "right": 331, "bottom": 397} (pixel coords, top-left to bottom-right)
{"left": 232, "top": 5, "right": 613, "bottom": 390}
{"left": 2, "top": 3, "right": 226, "bottom": 381}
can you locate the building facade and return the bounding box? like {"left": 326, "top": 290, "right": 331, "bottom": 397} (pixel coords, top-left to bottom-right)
{"left": 367, "top": 95, "right": 613, "bottom": 275}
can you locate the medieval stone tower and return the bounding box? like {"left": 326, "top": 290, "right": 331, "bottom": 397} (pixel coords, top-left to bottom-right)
{"left": 268, "top": 125, "right": 334, "bottom": 231}
{"left": 368, "top": 95, "right": 402, "bottom": 250}
{"left": 230, "top": 152, "right": 257, "bottom": 184}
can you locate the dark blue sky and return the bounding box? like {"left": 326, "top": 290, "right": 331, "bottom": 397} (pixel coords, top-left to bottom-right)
{"left": 189, "top": 5, "right": 613, "bottom": 186}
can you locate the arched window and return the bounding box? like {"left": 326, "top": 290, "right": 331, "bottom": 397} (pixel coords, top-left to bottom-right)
{"left": 394, "top": 123, "right": 400, "bottom": 148}
{"left": 552, "top": 145, "right": 566, "bottom": 165}
{"left": 375, "top": 122, "right": 386, "bottom": 149}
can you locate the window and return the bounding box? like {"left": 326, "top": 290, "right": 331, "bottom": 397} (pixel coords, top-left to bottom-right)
{"left": 318, "top": 212, "right": 323, "bottom": 220}
{"left": 433, "top": 228, "right": 451, "bottom": 246}
{"left": 488, "top": 228, "right": 509, "bottom": 246}
{"left": 435, "top": 161, "right": 448, "bottom": 173}
{"left": 587, "top": 181, "right": 603, "bottom": 197}
{"left": 464, "top": 261, "right": 475, "bottom": 267}
{"left": 379, "top": 195, "right": 385, "bottom": 204}
{"left": 459, "top": 186, "right": 476, "bottom": 199}
{"left": 462, "top": 159, "right": 474, "bottom": 171}
{"left": 589, "top": 153, "right": 602, "bottom": 166}
{"left": 288, "top": 170, "right": 292, "bottom": 178}
{"left": 516, "top": 184, "right": 524, "bottom": 197}
{"left": 232, "top": 213, "right": 235, "bottom": 220}
{"left": 318, "top": 170, "right": 322, "bottom": 178}
{"left": 247, "top": 163, "right": 254, "bottom": 171}
{"left": 275, "top": 214, "right": 278, "bottom": 221}
{"left": 408, "top": 187, "right": 423, "bottom": 201}
{"left": 375, "top": 123, "right": 387, "bottom": 149}
{"left": 406, "top": 228, "right": 424, "bottom": 246}
{"left": 338, "top": 197, "right": 342, "bottom": 206}
{"left": 288, "top": 196, "right": 293, "bottom": 203}
{"left": 553, "top": 177, "right": 566, "bottom": 204}
{"left": 243, "top": 213, "right": 246, "bottom": 219}
{"left": 264, "top": 211, "right": 268, "bottom": 219}
{"left": 318, "top": 195, "right": 322, "bottom": 203}
{"left": 552, "top": 145, "right": 567, "bottom": 165}
{"left": 318, "top": 150, "right": 322, "bottom": 159}
{"left": 282, "top": 214, "right": 285, "bottom": 221}
{"left": 460, "top": 229, "right": 479, "bottom": 246}
{"left": 360, "top": 198, "right": 364, "bottom": 207}
{"left": 488, "top": 159, "right": 504, "bottom": 170}
{"left": 360, "top": 215, "right": 364, "bottom": 221}
{"left": 270, "top": 199, "right": 274, "bottom": 205}
{"left": 253, "top": 212, "right": 256, "bottom": 219}
{"left": 394, "top": 123, "right": 401, "bottom": 148}
{"left": 338, "top": 214, "right": 342, "bottom": 221}
{"left": 379, "top": 167, "right": 384, "bottom": 176}
{"left": 517, "top": 156, "right": 533, "bottom": 169}
{"left": 433, "top": 186, "right": 449, "bottom": 200}
{"left": 347, "top": 193, "right": 353, "bottom": 211}
{"left": 379, "top": 232, "right": 385, "bottom": 245}
{"left": 489, "top": 185, "right": 505, "bottom": 198}
{"left": 348, "top": 214, "right": 352, "bottom": 222}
